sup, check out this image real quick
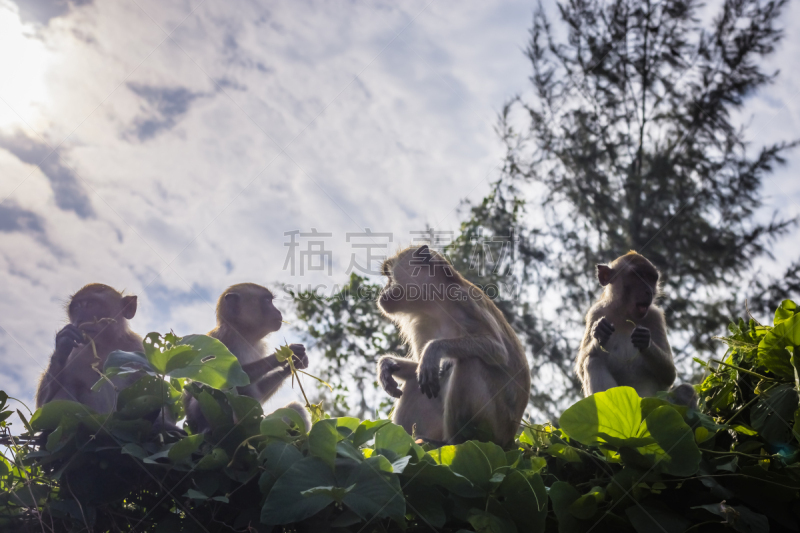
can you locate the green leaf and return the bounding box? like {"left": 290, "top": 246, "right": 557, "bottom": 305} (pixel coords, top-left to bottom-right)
{"left": 336, "top": 439, "right": 365, "bottom": 463}
{"left": 30, "top": 400, "right": 98, "bottom": 431}
{"left": 259, "top": 441, "right": 304, "bottom": 495}
{"left": 757, "top": 314, "right": 800, "bottom": 378}
{"left": 335, "top": 417, "right": 361, "bottom": 434}
{"left": 274, "top": 344, "right": 294, "bottom": 363}
{"left": 750, "top": 383, "right": 799, "bottom": 444}
{"left": 546, "top": 443, "right": 583, "bottom": 463}
{"left": 774, "top": 300, "right": 798, "bottom": 325}
{"left": 644, "top": 405, "right": 701, "bottom": 476}
{"left": 352, "top": 419, "right": 391, "bottom": 447}
{"left": 401, "top": 460, "right": 483, "bottom": 498}
{"left": 568, "top": 486, "right": 604, "bottom": 520}
{"left": 626, "top": 503, "right": 692, "bottom": 533}
{"left": 405, "top": 485, "right": 446, "bottom": 528}
{"left": 308, "top": 419, "right": 341, "bottom": 468}
{"left": 184, "top": 488, "right": 210, "bottom": 500}
{"left": 549, "top": 481, "right": 584, "bottom": 533}
{"left": 9, "top": 484, "right": 50, "bottom": 508}
{"left": 448, "top": 441, "right": 494, "bottom": 491}
{"left": 195, "top": 448, "right": 229, "bottom": 471}
{"left": 192, "top": 389, "right": 230, "bottom": 429}
{"left": 116, "top": 375, "right": 179, "bottom": 419}
{"left": 466, "top": 509, "right": 516, "bottom": 533}
{"left": 693, "top": 502, "right": 769, "bottom": 533}
{"left": 261, "top": 406, "right": 308, "bottom": 438}
{"left": 301, "top": 485, "right": 354, "bottom": 503}
{"left": 496, "top": 470, "right": 547, "bottom": 532}
{"left": 171, "top": 334, "right": 250, "bottom": 388}
{"left": 374, "top": 422, "right": 414, "bottom": 457}
{"left": 559, "top": 386, "right": 644, "bottom": 446}
{"left": 168, "top": 434, "right": 205, "bottom": 463}
{"left": 261, "top": 457, "right": 336, "bottom": 525}
{"left": 102, "top": 350, "right": 154, "bottom": 380}
{"left": 342, "top": 456, "right": 406, "bottom": 524}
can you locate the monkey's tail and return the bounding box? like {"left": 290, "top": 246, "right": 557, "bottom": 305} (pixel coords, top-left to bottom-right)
{"left": 285, "top": 401, "right": 312, "bottom": 433}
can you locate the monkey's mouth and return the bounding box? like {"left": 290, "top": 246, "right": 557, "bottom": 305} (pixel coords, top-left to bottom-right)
{"left": 635, "top": 303, "right": 650, "bottom": 317}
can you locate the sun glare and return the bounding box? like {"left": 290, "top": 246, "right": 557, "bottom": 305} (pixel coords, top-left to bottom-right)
{"left": 0, "top": 3, "right": 51, "bottom": 130}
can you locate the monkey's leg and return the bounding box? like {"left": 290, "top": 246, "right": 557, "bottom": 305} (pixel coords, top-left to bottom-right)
{"left": 584, "top": 356, "right": 618, "bottom": 395}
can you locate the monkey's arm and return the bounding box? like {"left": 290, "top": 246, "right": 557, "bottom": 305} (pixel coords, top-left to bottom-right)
{"left": 635, "top": 325, "right": 676, "bottom": 386}
{"left": 242, "top": 367, "right": 293, "bottom": 404}
{"left": 36, "top": 325, "right": 84, "bottom": 407}
{"left": 36, "top": 366, "right": 63, "bottom": 408}
{"left": 239, "top": 344, "right": 308, "bottom": 404}
{"left": 240, "top": 354, "right": 282, "bottom": 378}
{"left": 377, "top": 355, "right": 418, "bottom": 398}
{"left": 418, "top": 336, "right": 507, "bottom": 398}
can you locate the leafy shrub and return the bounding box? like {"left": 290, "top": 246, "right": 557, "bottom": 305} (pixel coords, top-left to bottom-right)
{"left": 1, "top": 300, "right": 800, "bottom": 532}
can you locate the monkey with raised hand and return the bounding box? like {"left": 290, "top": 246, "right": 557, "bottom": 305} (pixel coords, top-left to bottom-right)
{"left": 36, "top": 284, "right": 143, "bottom": 413}
{"left": 185, "top": 283, "right": 310, "bottom": 432}
{"left": 575, "top": 251, "right": 676, "bottom": 398}
{"left": 376, "top": 245, "right": 530, "bottom": 447}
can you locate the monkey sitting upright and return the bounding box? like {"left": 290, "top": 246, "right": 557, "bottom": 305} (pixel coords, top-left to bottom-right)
{"left": 575, "top": 251, "right": 676, "bottom": 398}
{"left": 376, "top": 245, "right": 530, "bottom": 447}
{"left": 184, "top": 283, "right": 310, "bottom": 432}
{"left": 36, "top": 284, "right": 143, "bottom": 413}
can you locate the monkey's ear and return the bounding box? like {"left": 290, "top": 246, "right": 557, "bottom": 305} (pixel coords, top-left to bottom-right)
{"left": 418, "top": 244, "right": 432, "bottom": 264}
{"left": 596, "top": 265, "right": 613, "bottom": 286}
{"left": 224, "top": 292, "right": 240, "bottom": 314}
{"left": 121, "top": 295, "right": 137, "bottom": 320}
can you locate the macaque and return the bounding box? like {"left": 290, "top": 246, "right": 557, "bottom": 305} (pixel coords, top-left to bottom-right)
{"left": 36, "top": 284, "right": 142, "bottom": 413}
{"left": 376, "top": 245, "right": 530, "bottom": 447}
{"left": 185, "top": 283, "right": 310, "bottom": 432}
{"left": 575, "top": 251, "right": 676, "bottom": 398}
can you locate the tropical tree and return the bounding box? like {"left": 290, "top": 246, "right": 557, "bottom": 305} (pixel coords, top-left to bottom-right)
{"left": 291, "top": 0, "right": 799, "bottom": 419}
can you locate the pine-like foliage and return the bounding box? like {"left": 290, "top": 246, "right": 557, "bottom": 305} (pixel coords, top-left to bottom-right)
{"left": 291, "top": 0, "right": 799, "bottom": 419}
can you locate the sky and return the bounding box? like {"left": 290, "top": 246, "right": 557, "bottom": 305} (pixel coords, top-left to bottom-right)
{"left": 1, "top": 0, "right": 799, "bottom": 415}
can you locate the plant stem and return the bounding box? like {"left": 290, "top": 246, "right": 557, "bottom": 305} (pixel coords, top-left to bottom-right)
{"left": 684, "top": 520, "right": 720, "bottom": 532}
{"left": 710, "top": 359, "right": 777, "bottom": 382}
{"left": 699, "top": 449, "right": 763, "bottom": 459}
{"left": 726, "top": 382, "right": 777, "bottom": 424}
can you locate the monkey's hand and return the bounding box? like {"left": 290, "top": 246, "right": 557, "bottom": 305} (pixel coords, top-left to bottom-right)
{"left": 289, "top": 344, "right": 308, "bottom": 371}
{"left": 378, "top": 357, "right": 403, "bottom": 398}
{"left": 418, "top": 348, "right": 442, "bottom": 399}
{"left": 631, "top": 326, "right": 651, "bottom": 352}
{"left": 54, "top": 324, "right": 84, "bottom": 362}
{"left": 591, "top": 317, "right": 615, "bottom": 347}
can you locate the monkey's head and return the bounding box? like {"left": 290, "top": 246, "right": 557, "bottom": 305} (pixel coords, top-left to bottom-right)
{"left": 217, "top": 283, "right": 282, "bottom": 338}
{"left": 596, "top": 252, "right": 660, "bottom": 320}
{"left": 68, "top": 284, "right": 137, "bottom": 336}
{"left": 378, "top": 245, "right": 461, "bottom": 316}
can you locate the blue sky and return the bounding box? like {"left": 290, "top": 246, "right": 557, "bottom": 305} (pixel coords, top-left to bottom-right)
{"left": 1, "top": 0, "right": 799, "bottom": 412}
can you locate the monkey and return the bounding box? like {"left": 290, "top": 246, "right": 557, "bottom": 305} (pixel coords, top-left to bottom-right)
{"left": 575, "top": 251, "right": 676, "bottom": 398}
{"left": 184, "top": 283, "right": 311, "bottom": 433}
{"left": 376, "top": 245, "right": 530, "bottom": 447}
{"left": 669, "top": 383, "right": 698, "bottom": 409}
{"left": 36, "top": 284, "right": 142, "bottom": 413}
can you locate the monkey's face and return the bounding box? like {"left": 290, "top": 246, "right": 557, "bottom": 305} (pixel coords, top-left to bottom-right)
{"left": 378, "top": 246, "right": 455, "bottom": 315}
{"left": 622, "top": 269, "right": 657, "bottom": 319}
{"left": 68, "top": 289, "right": 137, "bottom": 336}
{"left": 222, "top": 288, "right": 282, "bottom": 337}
